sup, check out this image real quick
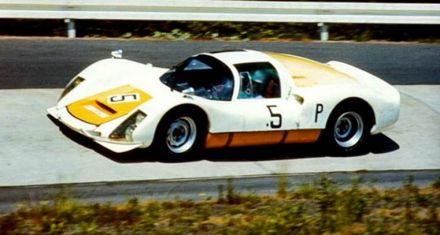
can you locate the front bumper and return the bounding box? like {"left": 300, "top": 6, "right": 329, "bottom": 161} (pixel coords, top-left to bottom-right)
{"left": 47, "top": 106, "right": 142, "bottom": 153}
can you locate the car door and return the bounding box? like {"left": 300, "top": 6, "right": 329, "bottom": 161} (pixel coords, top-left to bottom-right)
{"left": 233, "top": 62, "right": 301, "bottom": 132}
{"left": 233, "top": 96, "right": 301, "bottom": 133}
{"left": 203, "top": 59, "right": 324, "bottom": 148}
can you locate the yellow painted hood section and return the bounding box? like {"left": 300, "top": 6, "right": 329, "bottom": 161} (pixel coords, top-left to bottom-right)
{"left": 67, "top": 85, "right": 151, "bottom": 126}
{"left": 265, "top": 52, "right": 354, "bottom": 87}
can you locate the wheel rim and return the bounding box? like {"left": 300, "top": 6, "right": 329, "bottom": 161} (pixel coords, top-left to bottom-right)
{"left": 166, "top": 117, "right": 197, "bottom": 154}
{"left": 333, "top": 111, "right": 364, "bottom": 148}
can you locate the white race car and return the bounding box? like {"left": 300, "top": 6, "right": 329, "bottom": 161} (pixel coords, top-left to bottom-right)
{"left": 48, "top": 49, "right": 399, "bottom": 158}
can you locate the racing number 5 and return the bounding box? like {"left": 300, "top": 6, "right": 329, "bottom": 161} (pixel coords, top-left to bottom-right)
{"left": 267, "top": 105, "right": 282, "bottom": 129}
{"left": 108, "top": 94, "right": 139, "bottom": 103}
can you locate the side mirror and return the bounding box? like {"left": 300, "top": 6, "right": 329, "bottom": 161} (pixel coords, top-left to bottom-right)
{"left": 111, "top": 49, "right": 123, "bottom": 59}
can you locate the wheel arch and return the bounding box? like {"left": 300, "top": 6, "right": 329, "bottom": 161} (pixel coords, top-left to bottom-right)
{"left": 154, "top": 104, "right": 210, "bottom": 139}
{"left": 328, "top": 97, "right": 376, "bottom": 130}
{"left": 320, "top": 97, "right": 376, "bottom": 153}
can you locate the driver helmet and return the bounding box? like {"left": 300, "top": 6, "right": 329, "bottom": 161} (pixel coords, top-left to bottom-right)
{"left": 251, "top": 70, "right": 267, "bottom": 84}
{"left": 251, "top": 71, "right": 268, "bottom": 97}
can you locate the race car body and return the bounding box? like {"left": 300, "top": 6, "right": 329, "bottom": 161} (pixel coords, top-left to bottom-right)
{"left": 48, "top": 49, "right": 399, "bottom": 157}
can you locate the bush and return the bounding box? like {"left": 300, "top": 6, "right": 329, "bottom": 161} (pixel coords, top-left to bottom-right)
{"left": 0, "top": 19, "right": 439, "bottom": 42}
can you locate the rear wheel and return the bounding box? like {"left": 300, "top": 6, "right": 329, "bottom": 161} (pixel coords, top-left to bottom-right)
{"left": 155, "top": 110, "right": 206, "bottom": 160}
{"left": 334, "top": 111, "right": 364, "bottom": 149}
{"left": 324, "top": 105, "right": 370, "bottom": 153}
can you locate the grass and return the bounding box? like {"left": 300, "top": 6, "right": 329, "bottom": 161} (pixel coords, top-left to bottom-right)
{"left": 1, "top": 176, "right": 439, "bottom": 234}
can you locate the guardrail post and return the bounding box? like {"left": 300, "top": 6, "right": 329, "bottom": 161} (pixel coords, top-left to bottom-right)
{"left": 318, "top": 23, "right": 329, "bottom": 41}
{"left": 64, "top": 19, "right": 76, "bottom": 38}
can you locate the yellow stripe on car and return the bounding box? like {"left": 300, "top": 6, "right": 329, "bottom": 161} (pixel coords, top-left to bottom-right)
{"left": 204, "top": 129, "right": 321, "bottom": 148}
{"left": 265, "top": 52, "right": 354, "bottom": 87}
{"left": 67, "top": 85, "right": 151, "bottom": 126}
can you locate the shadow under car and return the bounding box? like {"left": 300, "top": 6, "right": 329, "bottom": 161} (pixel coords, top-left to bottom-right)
{"left": 49, "top": 114, "right": 399, "bottom": 164}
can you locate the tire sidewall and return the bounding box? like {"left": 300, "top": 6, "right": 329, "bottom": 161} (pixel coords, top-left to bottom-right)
{"left": 154, "top": 110, "right": 206, "bottom": 160}
{"left": 324, "top": 105, "right": 370, "bottom": 154}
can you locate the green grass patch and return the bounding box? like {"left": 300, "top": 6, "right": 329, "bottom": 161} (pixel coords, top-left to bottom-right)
{"left": 1, "top": 176, "right": 439, "bottom": 234}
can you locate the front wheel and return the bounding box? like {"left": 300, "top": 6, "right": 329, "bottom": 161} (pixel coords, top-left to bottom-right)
{"left": 154, "top": 111, "right": 206, "bottom": 160}
{"left": 166, "top": 116, "right": 197, "bottom": 154}
{"left": 324, "top": 107, "right": 369, "bottom": 153}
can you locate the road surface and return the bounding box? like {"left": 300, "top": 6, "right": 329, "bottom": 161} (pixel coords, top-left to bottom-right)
{"left": 0, "top": 39, "right": 438, "bottom": 188}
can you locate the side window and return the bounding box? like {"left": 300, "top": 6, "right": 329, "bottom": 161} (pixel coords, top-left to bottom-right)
{"left": 235, "top": 62, "right": 281, "bottom": 99}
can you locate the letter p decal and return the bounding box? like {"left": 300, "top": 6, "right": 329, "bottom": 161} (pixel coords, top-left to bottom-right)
{"left": 315, "top": 104, "right": 324, "bottom": 123}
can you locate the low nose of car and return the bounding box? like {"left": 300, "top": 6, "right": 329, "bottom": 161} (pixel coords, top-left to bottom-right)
{"left": 67, "top": 85, "right": 151, "bottom": 126}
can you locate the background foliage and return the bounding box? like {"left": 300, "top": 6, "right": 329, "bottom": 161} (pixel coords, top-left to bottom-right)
{"left": 1, "top": 0, "right": 438, "bottom": 41}
{"left": 1, "top": 19, "right": 439, "bottom": 42}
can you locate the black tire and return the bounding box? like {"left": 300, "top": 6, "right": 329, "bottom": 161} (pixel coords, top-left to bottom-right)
{"left": 154, "top": 109, "right": 206, "bottom": 160}
{"left": 324, "top": 105, "right": 370, "bottom": 153}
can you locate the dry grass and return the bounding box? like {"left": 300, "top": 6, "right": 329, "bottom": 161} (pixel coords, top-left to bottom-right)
{"left": 1, "top": 176, "right": 439, "bottom": 234}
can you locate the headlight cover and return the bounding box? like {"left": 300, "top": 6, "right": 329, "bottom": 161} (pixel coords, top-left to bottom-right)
{"left": 109, "top": 111, "right": 147, "bottom": 142}
{"left": 59, "top": 76, "right": 85, "bottom": 100}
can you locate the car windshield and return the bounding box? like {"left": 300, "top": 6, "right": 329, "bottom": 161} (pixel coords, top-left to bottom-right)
{"left": 160, "top": 55, "right": 234, "bottom": 101}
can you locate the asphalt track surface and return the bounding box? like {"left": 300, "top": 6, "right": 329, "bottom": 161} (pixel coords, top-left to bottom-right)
{"left": 1, "top": 85, "right": 438, "bottom": 186}
{"left": 1, "top": 39, "right": 440, "bottom": 88}
{"left": 0, "top": 39, "right": 439, "bottom": 209}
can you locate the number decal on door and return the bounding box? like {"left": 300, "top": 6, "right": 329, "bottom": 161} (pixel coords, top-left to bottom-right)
{"left": 267, "top": 105, "right": 282, "bottom": 129}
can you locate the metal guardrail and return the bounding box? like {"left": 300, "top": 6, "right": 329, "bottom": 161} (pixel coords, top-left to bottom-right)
{"left": 1, "top": 0, "right": 439, "bottom": 39}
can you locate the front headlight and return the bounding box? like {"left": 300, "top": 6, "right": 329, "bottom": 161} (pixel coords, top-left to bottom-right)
{"left": 59, "top": 76, "right": 85, "bottom": 100}
{"left": 109, "top": 111, "right": 147, "bottom": 142}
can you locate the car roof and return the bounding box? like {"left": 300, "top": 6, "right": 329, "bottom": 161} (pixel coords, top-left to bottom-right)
{"left": 203, "top": 49, "right": 272, "bottom": 66}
